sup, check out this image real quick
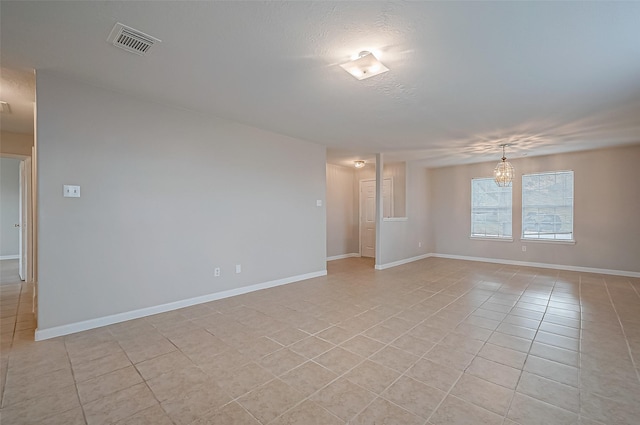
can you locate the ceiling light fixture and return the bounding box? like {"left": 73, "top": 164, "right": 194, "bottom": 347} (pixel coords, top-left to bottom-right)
{"left": 494, "top": 144, "right": 515, "bottom": 187}
{"left": 354, "top": 160, "right": 366, "bottom": 168}
{"left": 340, "top": 51, "right": 389, "bottom": 80}
{"left": 0, "top": 101, "right": 11, "bottom": 113}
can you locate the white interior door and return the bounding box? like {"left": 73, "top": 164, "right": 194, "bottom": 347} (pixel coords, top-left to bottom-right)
{"left": 360, "top": 180, "right": 376, "bottom": 258}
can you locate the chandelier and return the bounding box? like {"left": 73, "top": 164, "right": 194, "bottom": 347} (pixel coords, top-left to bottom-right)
{"left": 494, "top": 144, "right": 514, "bottom": 187}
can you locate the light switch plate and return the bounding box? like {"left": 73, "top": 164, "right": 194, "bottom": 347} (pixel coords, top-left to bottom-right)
{"left": 63, "top": 185, "right": 81, "bottom": 198}
{"left": 316, "top": 200, "right": 322, "bottom": 207}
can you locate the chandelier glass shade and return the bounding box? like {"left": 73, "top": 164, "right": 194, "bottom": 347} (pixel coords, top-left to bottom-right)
{"left": 494, "top": 145, "right": 514, "bottom": 187}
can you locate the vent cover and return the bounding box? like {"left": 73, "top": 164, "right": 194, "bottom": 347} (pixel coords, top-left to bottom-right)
{"left": 107, "top": 23, "right": 161, "bottom": 56}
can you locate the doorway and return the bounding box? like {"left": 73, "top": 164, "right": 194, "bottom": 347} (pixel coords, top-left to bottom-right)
{"left": 359, "top": 178, "right": 392, "bottom": 258}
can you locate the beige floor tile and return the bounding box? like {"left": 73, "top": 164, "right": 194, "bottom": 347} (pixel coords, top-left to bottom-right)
{"left": 316, "top": 326, "right": 354, "bottom": 345}
{"left": 466, "top": 356, "right": 521, "bottom": 389}
{"left": 289, "top": 336, "right": 333, "bottom": 359}
{"left": 237, "top": 379, "right": 304, "bottom": 424}
{"left": 523, "top": 355, "right": 578, "bottom": 387}
{"left": 580, "top": 390, "right": 640, "bottom": 425}
{"left": 216, "top": 361, "right": 275, "bottom": 398}
{"left": 477, "top": 343, "right": 527, "bottom": 369}
{"left": 114, "top": 404, "right": 174, "bottom": 425}
{"left": 339, "top": 335, "right": 385, "bottom": 357}
{"left": 259, "top": 348, "right": 306, "bottom": 376}
{"left": 191, "top": 401, "right": 260, "bottom": 425}
{"left": 3, "top": 365, "right": 75, "bottom": 407}
{"left": 134, "top": 350, "right": 193, "bottom": 381}
{"left": 370, "top": 346, "right": 419, "bottom": 373}
{"left": 351, "top": 397, "right": 424, "bottom": 425}
{"left": 82, "top": 383, "right": 157, "bottom": 425}
{"left": 507, "top": 393, "right": 578, "bottom": 425}
{"left": 72, "top": 350, "right": 132, "bottom": 383}
{"left": 344, "top": 360, "right": 400, "bottom": 394}
{"left": 269, "top": 327, "right": 309, "bottom": 346}
{"left": 382, "top": 375, "right": 445, "bottom": 419}
{"left": 38, "top": 407, "right": 86, "bottom": 425}
{"left": 146, "top": 365, "right": 210, "bottom": 402}
{"left": 534, "top": 331, "right": 580, "bottom": 351}
{"left": 451, "top": 373, "right": 514, "bottom": 415}
{"left": 517, "top": 371, "right": 579, "bottom": 412}
{"left": 406, "top": 358, "right": 462, "bottom": 392}
{"left": 77, "top": 365, "right": 143, "bottom": 404}
{"left": 429, "top": 394, "right": 503, "bottom": 425}
{"left": 529, "top": 341, "right": 579, "bottom": 367}
{"left": 315, "top": 347, "right": 363, "bottom": 375}
{"left": 310, "top": 377, "right": 376, "bottom": 422}
{"left": 390, "top": 334, "right": 435, "bottom": 356}
{"left": 280, "top": 361, "right": 337, "bottom": 397}
{"left": 488, "top": 332, "right": 532, "bottom": 353}
{"left": 270, "top": 400, "right": 344, "bottom": 425}
{"left": 3, "top": 258, "right": 640, "bottom": 425}
{"left": 160, "top": 382, "right": 231, "bottom": 425}
{"left": 0, "top": 385, "right": 80, "bottom": 424}
{"left": 424, "top": 344, "right": 475, "bottom": 371}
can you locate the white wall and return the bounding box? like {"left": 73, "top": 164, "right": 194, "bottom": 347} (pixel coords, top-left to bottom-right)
{"left": 326, "top": 164, "right": 358, "bottom": 257}
{"left": 430, "top": 144, "right": 640, "bottom": 274}
{"left": 36, "top": 71, "right": 327, "bottom": 332}
{"left": 0, "top": 157, "right": 21, "bottom": 257}
{"left": 377, "top": 161, "right": 432, "bottom": 267}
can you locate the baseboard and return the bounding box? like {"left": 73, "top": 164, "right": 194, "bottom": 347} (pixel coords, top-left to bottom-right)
{"left": 375, "top": 253, "right": 432, "bottom": 270}
{"left": 34, "top": 269, "right": 327, "bottom": 341}
{"left": 327, "top": 253, "right": 360, "bottom": 261}
{"left": 431, "top": 253, "right": 640, "bottom": 278}
{"left": 0, "top": 255, "right": 20, "bottom": 260}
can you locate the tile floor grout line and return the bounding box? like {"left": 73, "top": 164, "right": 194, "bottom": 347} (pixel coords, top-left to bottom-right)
{"left": 602, "top": 276, "right": 640, "bottom": 384}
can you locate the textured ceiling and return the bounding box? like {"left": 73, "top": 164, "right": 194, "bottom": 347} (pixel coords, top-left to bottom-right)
{"left": 1, "top": 1, "right": 639, "bottom": 166}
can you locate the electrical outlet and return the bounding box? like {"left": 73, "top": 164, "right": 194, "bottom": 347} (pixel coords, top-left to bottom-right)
{"left": 522, "top": 246, "right": 527, "bottom": 252}
{"left": 235, "top": 264, "right": 242, "bottom": 274}
{"left": 214, "top": 267, "right": 221, "bottom": 277}
{"left": 63, "top": 185, "right": 81, "bottom": 198}
{"left": 418, "top": 242, "right": 422, "bottom": 248}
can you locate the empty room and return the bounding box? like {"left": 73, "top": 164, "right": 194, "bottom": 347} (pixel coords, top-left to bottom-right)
{"left": 1, "top": 2, "right": 639, "bottom": 425}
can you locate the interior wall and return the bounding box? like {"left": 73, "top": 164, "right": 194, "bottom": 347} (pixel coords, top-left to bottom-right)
{"left": 0, "top": 131, "right": 33, "bottom": 157}
{"left": 430, "top": 144, "right": 640, "bottom": 273}
{"left": 36, "top": 71, "right": 327, "bottom": 331}
{"left": 326, "top": 163, "right": 358, "bottom": 257}
{"left": 0, "top": 158, "right": 21, "bottom": 257}
{"left": 377, "top": 161, "right": 432, "bottom": 266}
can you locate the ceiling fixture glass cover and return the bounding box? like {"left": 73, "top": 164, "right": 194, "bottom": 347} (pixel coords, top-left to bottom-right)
{"left": 494, "top": 144, "right": 514, "bottom": 187}
{"left": 354, "top": 160, "right": 366, "bottom": 168}
{"left": 340, "top": 51, "right": 389, "bottom": 80}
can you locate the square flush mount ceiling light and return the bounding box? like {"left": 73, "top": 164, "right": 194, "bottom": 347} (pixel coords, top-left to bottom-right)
{"left": 340, "top": 51, "right": 389, "bottom": 80}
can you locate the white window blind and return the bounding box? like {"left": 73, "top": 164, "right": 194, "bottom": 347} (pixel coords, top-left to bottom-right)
{"left": 522, "top": 171, "right": 574, "bottom": 240}
{"left": 471, "top": 178, "right": 512, "bottom": 239}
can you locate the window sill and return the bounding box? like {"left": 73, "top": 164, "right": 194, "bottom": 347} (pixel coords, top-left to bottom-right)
{"left": 469, "top": 236, "right": 513, "bottom": 242}
{"left": 520, "top": 238, "right": 576, "bottom": 245}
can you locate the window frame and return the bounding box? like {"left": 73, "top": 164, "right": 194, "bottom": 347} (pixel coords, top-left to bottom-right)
{"left": 521, "top": 170, "right": 575, "bottom": 243}
{"left": 470, "top": 177, "right": 513, "bottom": 241}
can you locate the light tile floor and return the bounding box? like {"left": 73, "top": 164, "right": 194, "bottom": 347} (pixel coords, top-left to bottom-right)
{"left": 1, "top": 257, "right": 640, "bottom": 425}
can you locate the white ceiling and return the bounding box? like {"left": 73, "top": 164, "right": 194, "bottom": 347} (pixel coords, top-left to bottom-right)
{"left": 2, "top": 1, "right": 639, "bottom": 167}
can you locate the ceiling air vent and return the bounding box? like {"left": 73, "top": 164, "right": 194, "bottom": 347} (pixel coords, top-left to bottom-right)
{"left": 107, "top": 23, "right": 161, "bottom": 56}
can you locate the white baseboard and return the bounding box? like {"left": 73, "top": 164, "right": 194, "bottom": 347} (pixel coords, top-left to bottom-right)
{"left": 0, "top": 255, "right": 20, "bottom": 260}
{"left": 431, "top": 253, "right": 640, "bottom": 278}
{"left": 35, "top": 269, "right": 327, "bottom": 341}
{"left": 375, "top": 253, "right": 432, "bottom": 270}
{"left": 327, "top": 253, "right": 360, "bottom": 261}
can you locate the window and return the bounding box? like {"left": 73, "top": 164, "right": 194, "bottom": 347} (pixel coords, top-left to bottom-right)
{"left": 471, "top": 178, "right": 512, "bottom": 239}
{"left": 522, "top": 171, "right": 574, "bottom": 240}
